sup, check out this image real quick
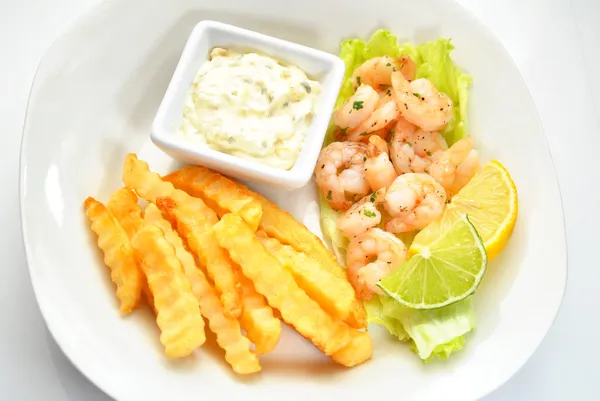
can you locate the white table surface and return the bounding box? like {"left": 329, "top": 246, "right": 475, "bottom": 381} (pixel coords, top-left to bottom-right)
{"left": 2, "top": 0, "right": 599, "bottom": 399}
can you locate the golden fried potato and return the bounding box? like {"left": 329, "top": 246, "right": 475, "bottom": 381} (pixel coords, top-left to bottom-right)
{"left": 122, "top": 154, "right": 241, "bottom": 318}
{"left": 131, "top": 224, "right": 206, "bottom": 358}
{"left": 104, "top": 186, "right": 205, "bottom": 358}
{"left": 141, "top": 280, "right": 156, "bottom": 314}
{"left": 330, "top": 330, "right": 373, "bottom": 367}
{"left": 236, "top": 269, "right": 281, "bottom": 354}
{"left": 163, "top": 167, "right": 262, "bottom": 231}
{"left": 256, "top": 232, "right": 366, "bottom": 329}
{"left": 83, "top": 197, "right": 143, "bottom": 313}
{"left": 144, "top": 204, "right": 260, "bottom": 374}
{"left": 213, "top": 213, "right": 352, "bottom": 356}
{"left": 164, "top": 166, "right": 346, "bottom": 279}
{"left": 107, "top": 187, "right": 144, "bottom": 237}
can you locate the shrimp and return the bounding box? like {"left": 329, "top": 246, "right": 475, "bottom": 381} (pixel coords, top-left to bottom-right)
{"left": 448, "top": 149, "right": 480, "bottom": 196}
{"left": 365, "top": 136, "right": 397, "bottom": 191}
{"left": 333, "top": 84, "right": 379, "bottom": 130}
{"left": 429, "top": 136, "right": 480, "bottom": 197}
{"left": 336, "top": 188, "right": 387, "bottom": 238}
{"left": 390, "top": 116, "right": 449, "bottom": 174}
{"left": 352, "top": 56, "right": 417, "bottom": 90}
{"left": 315, "top": 141, "right": 371, "bottom": 211}
{"left": 346, "top": 98, "right": 399, "bottom": 141}
{"left": 378, "top": 88, "right": 395, "bottom": 101}
{"left": 392, "top": 71, "right": 453, "bottom": 132}
{"left": 383, "top": 173, "right": 447, "bottom": 233}
{"left": 346, "top": 228, "right": 407, "bottom": 300}
{"left": 398, "top": 56, "right": 416, "bottom": 82}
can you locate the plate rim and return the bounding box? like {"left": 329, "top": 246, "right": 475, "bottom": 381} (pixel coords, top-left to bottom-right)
{"left": 17, "top": 0, "right": 569, "bottom": 400}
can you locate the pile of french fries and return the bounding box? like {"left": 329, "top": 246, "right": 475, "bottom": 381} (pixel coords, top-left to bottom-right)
{"left": 83, "top": 153, "right": 372, "bottom": 374}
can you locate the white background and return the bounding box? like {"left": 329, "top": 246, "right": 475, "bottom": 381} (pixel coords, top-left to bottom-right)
{"left": 1, "top": 0, "right": 599, "bottom": 399}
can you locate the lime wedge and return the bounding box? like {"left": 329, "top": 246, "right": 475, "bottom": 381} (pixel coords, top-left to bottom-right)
{"left": 377, "top": 215, "right": 487, "bottom": 309}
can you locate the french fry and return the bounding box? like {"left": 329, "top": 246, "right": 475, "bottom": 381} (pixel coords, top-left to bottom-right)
{"left": 142, "top": 280, "right": 156, "bottom": 314}
{"left": 256, "top": 231, "right": 366, "bottom": 329}
{"left": 131, "top": 224, "right": 206, "bottom": 358}
{"left": 106, "top": 186, "right": 205, "bottom": 358}
{"left": 144, "top": 204, "right": 260, "bottom": 374}
{"left": 164, "top": 166, "right": 346, "bottom": 279}
{"left": 213, "top": 213, "right": 352, "bottom": 356}
{"left": 122, "top": 154, "right": 241, "bottom": 318}
{"left": 256, "top": 198, "right": 347, "bottom": 279}
{"left": 83, "top": 197, "right": 143, "bottom": 313}
{"left": 236, "top": 269, "right": 282, "bottom": 354}
{"left": 163, "top": 167, "right": 262, "bottom": 231}
{"left": 107, "top": 187, "right": 144, "bottom": 236}
{"left": 330, "top": 330, "right": 373, "bottom": 367}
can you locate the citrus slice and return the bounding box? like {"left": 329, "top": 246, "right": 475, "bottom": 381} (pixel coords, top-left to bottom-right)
{"left": 377, "top": 215, "right": 487, "bottom": 309}
{"left": 410, "top": 160, "right": 518, "bottom": 260}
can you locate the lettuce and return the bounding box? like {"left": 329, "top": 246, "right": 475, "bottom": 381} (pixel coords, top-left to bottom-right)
{"left": 364, "top": 295, "right": 410, "bottom": 342}
{"left": 321, "top": 30, "right": 476, "bottom": 362}
{"left": 318, "top": 192, "right": 348, "bottom": 265}
{"left": 365, "top": 293, "right": 475, "bottom": 361}
{"left": 381, "top": 294, "right": 475, "bottom": 361}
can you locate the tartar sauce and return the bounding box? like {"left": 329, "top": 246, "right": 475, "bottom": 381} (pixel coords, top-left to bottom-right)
{"left": 179, "top": 48, "right": 322, "bottom": 170}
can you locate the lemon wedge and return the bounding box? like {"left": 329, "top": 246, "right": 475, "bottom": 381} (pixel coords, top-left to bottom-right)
{"left": 410, "top": 160, "right": 518, "bottom": 260}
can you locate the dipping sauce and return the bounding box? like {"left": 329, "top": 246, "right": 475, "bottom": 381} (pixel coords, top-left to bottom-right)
{"left": 179, "top": 48, "right": 322, "bottom": 170}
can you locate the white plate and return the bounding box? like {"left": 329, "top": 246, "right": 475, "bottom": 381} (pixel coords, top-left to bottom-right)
{"left": 19, "top": 0, "right": 567, "bottom": 400}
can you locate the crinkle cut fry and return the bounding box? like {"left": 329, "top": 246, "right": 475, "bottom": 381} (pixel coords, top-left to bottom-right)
{"left": 330, "top": 330, "right": 373, "bottom": 367}
{"left": 162, "top": 167, "right": 262, "bottom": 231}
{"left": 83, "top": 197, "right": 143, "bottom": 313}
{"left": 213, "top": 213, "right": 352, "bottom": 356}
{"left": 144, "top": 204, "right": 260, "bottom": 374}
{"left": 235, "top": 268, "right": 281, "bottom": 355}
{"left": 163, "top": 167, "right": 346, "bottom": 279}
{"left": 131, "top": 224, "right": 206, "bottom": 358}
{"left": 106, "top": 186, "right": 205, "bottom": 358}
{"left": 256, "top": 231, "right": 366, "bottom": 329}
{"left": 107, "top": 187, "right": 144, "bottom": 236}
{"left": 122, "top": 153, "right": 241, "bottom": 318}
{"left": 142, "top": 280, "right": 156, "bottom": 314}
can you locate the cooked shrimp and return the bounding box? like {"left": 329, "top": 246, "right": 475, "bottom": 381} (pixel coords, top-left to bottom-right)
{"left": 390, "top": 116, "right": 448, "bottom": 174}
{"left": 392, "top": 71, "right": 453, "bottom": 132}
{"left": 365, "top": 136, "right": 397, "bottom": 190}
{"left": 352, "top": 56, "right": 399, "bottom": 90}
{"left": 398, "top": 56, "right": 416, "bottom": 82}
{"left": 383, "top": 173, "right": 447, "bottom": 233}
{"left": 346, "top": 98, "right": 399, "bottom": 141}
{"left": 378, "top": 88, "right": 395, "bottom": 101}
{"left": 336, "top": 188, "right": 387, "bottom": 238}
{"left": 346, "top": 228, "right": 407, "bottom": 300}
{"left": 315, "top": 141, "right": 371, "bottom": 211}
{"left": 333, "top": 84, "right": 379, "bottom": 130}
{"left": 352, "top": 56, "right": 417, "bottom": 90}
{"left": 367, "top": 134, "right": 390, "bottom": 155}
{"left": 429, "top": 136, "right": 479, "bottom": 197}
{"left": 447, "top": 149, "right": 479, "bottom": 197}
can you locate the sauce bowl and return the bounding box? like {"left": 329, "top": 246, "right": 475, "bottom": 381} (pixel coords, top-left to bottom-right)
{"left": 151, "top": 20, "right": 346, "bottom": 189}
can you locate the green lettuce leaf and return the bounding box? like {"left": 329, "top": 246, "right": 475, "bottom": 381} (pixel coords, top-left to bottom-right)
{"left": 379, "top": 294, "right": 476, "bottom": 361}
{"left": 364, "top": 294, "right": 475, "bottom": 361}
{"left": 364, "top": 295, "right": 410, "bottom": 342}
{"left": 318, "top": 192, "right": 348, "bottom": 265}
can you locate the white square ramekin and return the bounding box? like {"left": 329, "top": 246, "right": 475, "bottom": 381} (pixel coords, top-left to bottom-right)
{"left": 151, "top": 20, "right": 345, "bottom": 189}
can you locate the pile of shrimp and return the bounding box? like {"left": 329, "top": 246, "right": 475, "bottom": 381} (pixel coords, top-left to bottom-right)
{"left": 315, "top": 55, "right": 480, "bottom": 300}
